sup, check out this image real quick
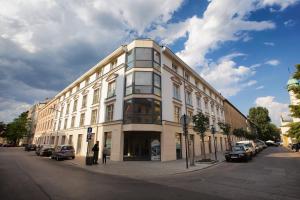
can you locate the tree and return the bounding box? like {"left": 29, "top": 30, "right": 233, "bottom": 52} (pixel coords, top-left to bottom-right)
{"left": 193, "top": 112, "right": 209, "bottom": 160}
{"left": 5, "top": 112, "right": 28, "bottom": 144}
{"left": 288, "top": 64, "right": 300, "bottom": 142}
{"left": 248, "top": 107, "right": 278, "bottom": 141}
{"left": 218, "top": 122, "right": 232, "bottom": 150}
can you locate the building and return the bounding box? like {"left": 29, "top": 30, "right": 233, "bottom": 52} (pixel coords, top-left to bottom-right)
{"left": 34, "top": 39, "right": 230, "bottom": 161}
{"left": 280, "top": 77, "right": 300, "bottom": 146}
{"left": 34, "top": 98, "right": 58, "bottom": 145}
{"left": 223, "top": 99, "right": 254, "bottom": 143}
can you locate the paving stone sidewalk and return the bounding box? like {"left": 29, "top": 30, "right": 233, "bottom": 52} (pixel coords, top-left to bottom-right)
{"left": 64, "top": 152, "right": 225, "bottom": 179}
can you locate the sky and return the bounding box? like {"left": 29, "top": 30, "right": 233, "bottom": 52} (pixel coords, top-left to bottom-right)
{"left": 0, "top": 0, "right": 299, "bottom": 126}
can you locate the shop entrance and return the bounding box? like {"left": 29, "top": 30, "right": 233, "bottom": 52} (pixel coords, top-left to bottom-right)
{"left": 123, "top": 132, "right": 161, "bottom": 161}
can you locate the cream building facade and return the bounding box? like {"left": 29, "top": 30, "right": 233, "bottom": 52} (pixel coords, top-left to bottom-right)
{"left": 34, "top": 39, "right": 233, "bottom": 161}
{"left": 280, "top": 78, "right": 300, "bottom": 146}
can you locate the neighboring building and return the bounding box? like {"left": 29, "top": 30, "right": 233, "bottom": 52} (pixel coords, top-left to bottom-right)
{"left": 25, "top": 103, "right": 44, "bottom": 144}
{"left": 223, "top": 99, "right": 254, "bottom": 143}
{"left": 34, "top": 98, "right": 58, "bottom": 145}
{"left": 34, "top": 39, "right": 230, "bottom": 161}
{"left": 280, "top": 77, "right": 300, "bottom": 146}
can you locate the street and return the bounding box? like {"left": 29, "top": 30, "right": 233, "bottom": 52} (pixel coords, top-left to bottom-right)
{"left": 0, "top": 147, "right": 299, "bottom": 200}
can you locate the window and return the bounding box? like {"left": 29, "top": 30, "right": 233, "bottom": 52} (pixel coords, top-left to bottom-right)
{"left": 123, "top": 99, "right": 161, "bottom": 124}
{"left": 196, "top": 97, "right": 201, "bottom": 108}
{"left": 126, "top": 50, "right": 134, "bottom": 69}
{"left": 64, "top": 118, "right": 68, "bottom": 129}
{"left": 126, "top": 48, "right": 161, "bottom": 70}
{"left": 211, "top": 103, "right": 214, "bottom": 113}
{"left": 71, "top": 116, "right": 75, "bottom": 128}
{"left": 81, "top": 95, "right": 87, "bottom": 108}
{"left": 188, "top": 110, "right": 193, "bottom": 118}
{"left": 85, "top": 78, "right": 89, "bottom": 86}
{"left": 73, "top": 99, "right": 78, "bottom": 112}
{"left": 79, "top": 113, "right": 85, "bottom": 126}
{"left": 186, "top": 91, "right": 192, "bottom": 106}
{"left": 107, "top": 81, "right": 116, "bottom": 98}
{"left": 93, "top": 88, "right": 100, "bottom": 104}
{"left": 174, "top": 106, "right": 181, "bottom": 123}
{"left": 205, "top": 101, "right": 208, "bottom": 110}
{"left": 184, "top": 72, "right": 190, "bottom": 81}
{"left": 173, "top": 84, "right": 181, "bottom": 100}
{"left": 91, "top": 109, "right": 98, "bottom": 125}
{"left": 125, "top": 72, "right": 161, "bottom": 96}
{"left": 106, "top": 104, "right": 114, "bottom": 122}
{"left": 58, "top": 119, "right": 62, "bottom": 130}
{"left": 153, "top": 73, "right": 161, "bottom": 96}
{"left": 110, "top": 59, "right": 117, "bottom": 70}
{"left": 66, "top": 103, "right": 70, "bottom": 114}
{"left": 135, "top": 48, "right": 152, "bottom": 68}
{"left": 172, "top": 63, "right": 178, "bottom": 73}
{"left": 68, "top": 135, "right": 73, "bottom": 145}
{"left": 125, "top": 73, "right": 133, "bottom": 95}
{"left": 61, "top": 135, "right": 66, "bottom": 145}
{"left": 153, "top": 49, "right": 161, "bottom": 68}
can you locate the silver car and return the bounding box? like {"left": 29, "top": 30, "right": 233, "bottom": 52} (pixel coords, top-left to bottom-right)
{"left": 51, "top": 145, "right": 75, "bottom": 161}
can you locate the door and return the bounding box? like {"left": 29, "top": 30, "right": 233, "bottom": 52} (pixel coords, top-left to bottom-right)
{"left": 189, "top": 135, "right": 195, "bottom": 165}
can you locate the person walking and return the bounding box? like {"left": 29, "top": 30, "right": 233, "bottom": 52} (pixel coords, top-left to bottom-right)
{"left": 92, "top": 141, "right": 99, "bottom": 164}
{"left": 102, "top": 145, "right": 108, "bottom": 164}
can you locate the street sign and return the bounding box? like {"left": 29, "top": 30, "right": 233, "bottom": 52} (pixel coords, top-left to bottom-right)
{"left": 87, "top": 127, "right": 92, "bottom": 134}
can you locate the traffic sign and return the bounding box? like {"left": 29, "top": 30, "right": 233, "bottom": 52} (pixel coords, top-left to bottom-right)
{"left": 87, "top": 127, "right": 92, "bottom": 134}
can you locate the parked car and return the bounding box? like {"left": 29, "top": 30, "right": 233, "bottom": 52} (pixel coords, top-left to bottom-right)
{"left": 266, "top": 140, "right": 279, "bottom": 146}
{"left": 291, "top": 143, "right": 300, "bottom": 152}
{"left": 236, "top": 140, "right": 257, "bottom": 156}
{"left": 25, "top": 144, "right": 37, "bottom": 151}
{"left": 225, "top": 145, "right": 252, "bottom": 162}
{"left": 51, "top": 145, "right": 75, "bottom": 161}
{"left": 36, "top": 145, "right": 52, "bottom": 156}
{"left": 38, "top": 145, "right": 54, "bottom": 156}
{"left": 256, "top": 139, "right": 267, "bottom": 149}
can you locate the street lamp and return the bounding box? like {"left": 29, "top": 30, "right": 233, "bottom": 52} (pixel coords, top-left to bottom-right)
{"left": 211, "top": 125, "right": 218, "bottom": 161}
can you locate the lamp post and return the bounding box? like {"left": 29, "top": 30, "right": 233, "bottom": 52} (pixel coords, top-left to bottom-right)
{"left": 211, "top": 125, "right": 218, "bottom": 161}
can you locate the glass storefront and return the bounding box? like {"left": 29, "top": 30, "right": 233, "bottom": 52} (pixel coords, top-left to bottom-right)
{"left": 123, "top": 132, "right": 160, "bottom": 161}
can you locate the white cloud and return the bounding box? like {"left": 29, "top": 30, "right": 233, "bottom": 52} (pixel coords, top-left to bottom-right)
{"left": 265, "top": 59, "right": 280, "bottom": 66}
{"left": 0, "top": 97, "right": 31, "bottom": 123}
{"left": 258, "top": 0, "right": 299, "bottom": 11}
{"left": 284, "top": 19, "right": 296, "bottom": 27}
{"left": 264, "top": 42, "right": 275, "bottom": 46}
{"left": 255, "top": 96, "right": 289, "bottom": 126}
{"left": 201, "top": 58, "right": 256, "bottom": 97}
{"left": 256, "top": 85, "right": 265, "bottom": 90}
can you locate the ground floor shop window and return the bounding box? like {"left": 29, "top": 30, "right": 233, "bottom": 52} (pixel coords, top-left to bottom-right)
{"left": 123, "top": 132, "right": 160, "bottom": 161}
{"left": 104, "top": 132, "right": 111, "bottom": 156}
{"left": 175, "top": 133, "right": 182, "bottom": 159}
{"left": 76, "top": 134, "right": 83, "bottom": 154}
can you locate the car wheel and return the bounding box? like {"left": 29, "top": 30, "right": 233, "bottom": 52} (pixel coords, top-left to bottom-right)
{"left": 71, "top": 156, "right": 75, "bottom": 159}
{"left": 225, "top": 158, "right": 230, "bottom": 162}
{"left": 56, "top": 156, "right": 59, "bottom": 161}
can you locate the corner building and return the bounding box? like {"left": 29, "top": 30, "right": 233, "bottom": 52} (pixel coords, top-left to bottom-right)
{"left": 39, "top": 39, "right": 227, "bottom": 161}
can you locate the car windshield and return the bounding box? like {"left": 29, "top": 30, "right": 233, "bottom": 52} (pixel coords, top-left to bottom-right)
{"left": 233, "top": 146, "right": 243, "bottom": 151}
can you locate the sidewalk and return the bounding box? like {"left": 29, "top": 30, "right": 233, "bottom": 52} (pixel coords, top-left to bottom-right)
{"left": 64, "top": 152, "right": 225, "bottom": 179}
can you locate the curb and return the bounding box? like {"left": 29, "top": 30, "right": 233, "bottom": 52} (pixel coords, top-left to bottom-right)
{"left": 173, "top": 160, "right": 225, "bottom": 175}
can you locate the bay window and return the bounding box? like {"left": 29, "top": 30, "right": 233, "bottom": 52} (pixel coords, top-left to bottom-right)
{"left": 126, "top": 48, "right": 161, "bottom": 70}
{"left": 123, "top": 98, "right": 161, "bottom": 124}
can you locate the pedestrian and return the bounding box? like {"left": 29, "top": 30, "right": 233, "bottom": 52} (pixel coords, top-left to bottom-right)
{"left": 92, "top": 141, "right": 99, "bottom": 164}
{"left": 102, "top": 145, "right": 108, "bottom": 164}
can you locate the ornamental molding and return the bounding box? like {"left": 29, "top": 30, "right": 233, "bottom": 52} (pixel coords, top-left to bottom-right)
{"left": 171, "top": 76, "right": 182, "bottom": 85}
{"left": 82, "top": 89, "right": 89, "bottom": 95}
{"left": 185, "top": 85, "right": 193, "bottom": 92}
{"left": 92, "top": 81, "right": 101, "bottom": 89}
{"left": 195, "top": 91, "right": 202, "bottom": 97}
{"left": 203, "top": 96, "right": 209, "bottom": 103}
{"left": 74, "top": 95, "right": 79, "bottom": 100}
{"left": 106, "top": 73, "right": 118, "bottom": 82}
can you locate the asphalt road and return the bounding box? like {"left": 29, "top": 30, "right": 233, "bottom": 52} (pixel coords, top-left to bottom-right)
{"left": 0, "top": 147, "right": 299, "bottom": 200}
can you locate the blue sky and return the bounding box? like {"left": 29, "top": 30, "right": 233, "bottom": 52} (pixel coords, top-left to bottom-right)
{"left": 0, "top": 0, "right": 299, "bottom": 125}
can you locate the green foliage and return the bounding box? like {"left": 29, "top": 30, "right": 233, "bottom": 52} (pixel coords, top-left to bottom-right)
{"left": 5, "top": 112, "right": 29, "bottom": 144}
{"left": 288, "top": 122, "right": 300, "bottom": 142}
{"left": 288, "top": 64, "right": 300, "bottom": 141}
{"left": 232, "top": 128, "right": 246, "bottom": 137}
{"left": 248, "top": 107, "right": 280, "bottom": 141}
{"left": 193, "top": 112, "right": 209, "bottom": 159}
{"left": 193, "top": 112, "right": 210, "bottom": 136}
{"left": 218, "top": 122, "right": 231, "bottom": 136}
{"left": 293, "top": 64, "right": 300, "bottom": 80}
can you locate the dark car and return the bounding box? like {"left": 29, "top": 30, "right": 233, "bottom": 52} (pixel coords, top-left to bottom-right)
{"left": 291, "top": 143, "right": 300, "bottom": 152}
{"left": 25, "top": 144, "right": 37, "bottom": 151}
{"left": 39, "top": 145, "right": 54, "bottom": 157}
{"left": 225, "top": 146, "right": 252, "bottom": 162}
{"left": 51, "top": 145, "right": 75, "bottom": 161}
